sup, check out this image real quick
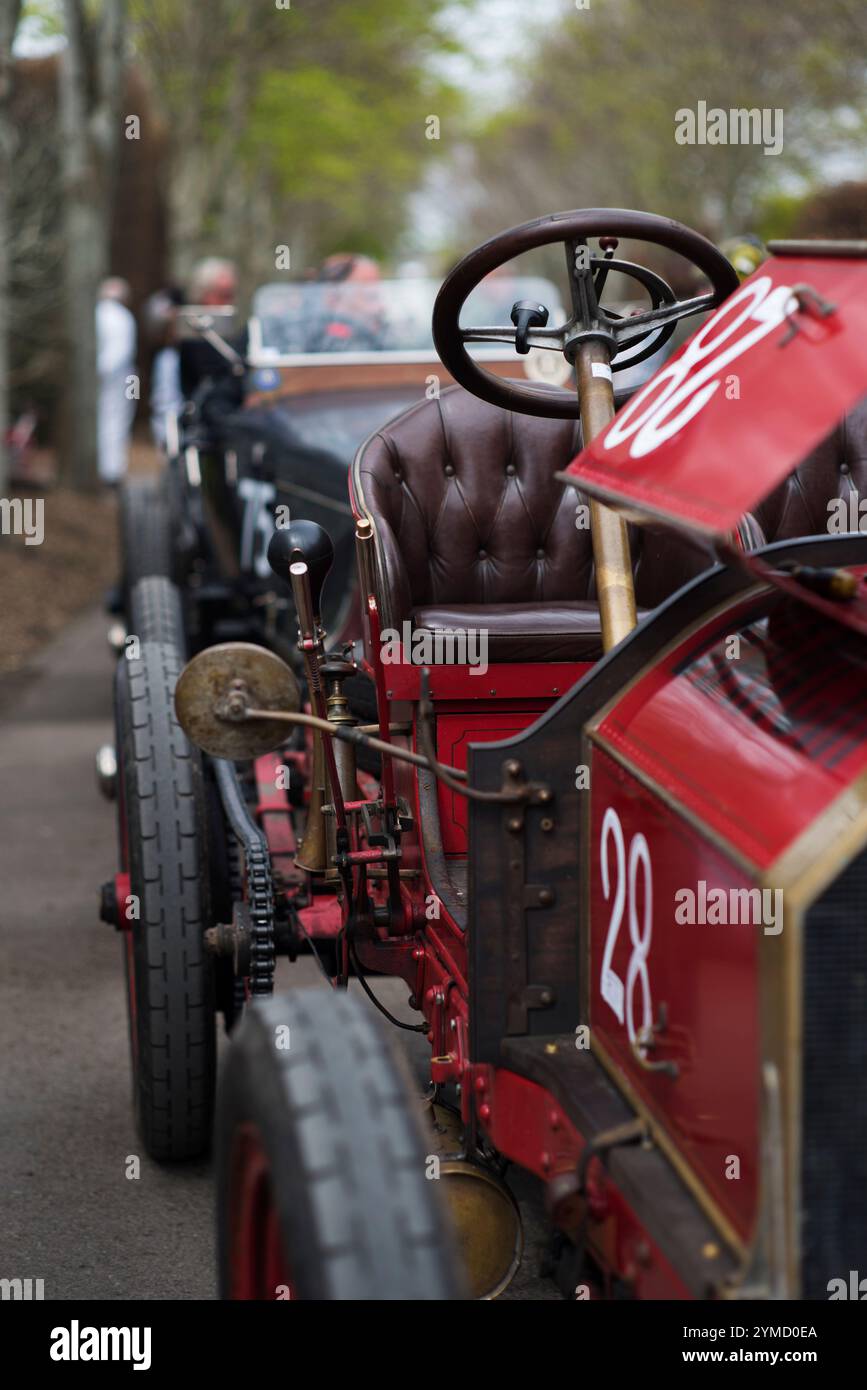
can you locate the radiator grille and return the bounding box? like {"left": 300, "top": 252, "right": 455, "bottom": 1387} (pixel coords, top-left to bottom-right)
{"left": 800, "top": 850, "right": 867, "bottom": 1298}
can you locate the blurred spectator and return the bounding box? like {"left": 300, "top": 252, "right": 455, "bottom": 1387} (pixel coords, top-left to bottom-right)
{"left": 314, "top": 253, "right": 384, "bottom": 349}
{"left": 189, "top": 257, "right": 239, "bottom": 306}
{"left": 143, "top": 286, "right": 184, "bottom": 450}
{"left": 318, "top": 253, "right": 381, "bottom": 284}
{"left": 96, "top": 278, "right": 137, "bottom": 485}
{"left": 180, "top": 257, "right": 241, "bottom": 398}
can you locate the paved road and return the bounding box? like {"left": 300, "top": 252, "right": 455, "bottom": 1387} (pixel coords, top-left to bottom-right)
{"left": 0, "top": 607, "right": 555, "bottom": 1300}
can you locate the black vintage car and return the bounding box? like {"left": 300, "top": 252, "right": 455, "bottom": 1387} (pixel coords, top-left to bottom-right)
{"left": 118, "top": 273, "right": 573, "bottom": 660}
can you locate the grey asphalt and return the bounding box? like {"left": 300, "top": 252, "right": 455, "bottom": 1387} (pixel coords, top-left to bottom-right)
{"left": 0, "top": 606, "right": 556, "bottom": 1300}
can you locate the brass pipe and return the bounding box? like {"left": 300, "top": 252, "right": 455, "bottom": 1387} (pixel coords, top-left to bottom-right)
{"left": 296, "top": 729, "right": 329, "bottom": 874}
{"left": 574, "top": 340, "right": 638, "bottom": 651}
{"left": 288, "top": 559, "right": 347, "bottom": 833}
{"left": 355, "top": 517, "right": 379, "bottom": 634}
{"left": 244, "top": 706, "right": 462, "bottom": 774}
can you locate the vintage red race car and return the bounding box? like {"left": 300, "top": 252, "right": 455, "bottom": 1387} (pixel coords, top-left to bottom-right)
{"left": 108, "top": 208, "right": 867, "bottom": 1300}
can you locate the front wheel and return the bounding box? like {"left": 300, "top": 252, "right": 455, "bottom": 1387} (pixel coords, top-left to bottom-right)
{"left": 116, "top": 640, "right": 216, "bottom": 1160}
{"left": 217, "top": 989, "right": 466, "bottom": 1300}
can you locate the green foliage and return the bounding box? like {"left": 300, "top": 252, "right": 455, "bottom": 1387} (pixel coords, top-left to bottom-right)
{"left": 753, "top": 192, "right": 807, "bottom": 244}
{"left": 16, "top": 0, "right": 63, "bottom": 44}
{"left": 128, "top": 0, "right": 468, "bottom": 272}
{"left": 464, "top": 0, "right": 867, "bottom": 242}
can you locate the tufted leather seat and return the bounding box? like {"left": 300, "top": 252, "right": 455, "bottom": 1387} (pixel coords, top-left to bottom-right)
{"left": 752, "top": 402, "right": 867, "bottom": 543}
{"left": 351, "top": 384, "right": 867, "bottom": 662}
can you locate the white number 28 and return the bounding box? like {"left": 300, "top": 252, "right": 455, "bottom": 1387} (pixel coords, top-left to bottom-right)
{"left": 599, "top": 806, "right": 653, "bottom": 1045}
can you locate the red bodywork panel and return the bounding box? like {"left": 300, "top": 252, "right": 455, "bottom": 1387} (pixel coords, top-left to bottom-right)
{"left": 383, "top": 660, "right": 589, "bottom": 702}
{"left": 436, "top": 700, "right": 550, "bottom": 855}
{"left": 588, "top": 749, "right": 759, "bottom": 1241}
{"left": 588, "top": 582, "right": 867, "bottom": 1245}
{"left": 598, "top": 589, "right": 867, "bottom": 871}
{"left": 381, "top": 655, "right": 590, "bottom": 855}
{"left": 476, "top": 1067, "right": 692, "bottom": 1298}
{"left": 564, "top": 256, "right": 867, "bottom": 536}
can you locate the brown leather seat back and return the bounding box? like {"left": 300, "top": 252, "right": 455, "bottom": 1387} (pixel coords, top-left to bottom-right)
{"left": 353, "top": 386, "right": 589, "bottom": 629}
{"left": 753, "top": 397, "right": 867, "bottom": 541}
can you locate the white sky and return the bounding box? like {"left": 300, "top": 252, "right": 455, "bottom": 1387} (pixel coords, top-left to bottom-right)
{"left": 436, "top": 0, "right": 568, "bottom": 106}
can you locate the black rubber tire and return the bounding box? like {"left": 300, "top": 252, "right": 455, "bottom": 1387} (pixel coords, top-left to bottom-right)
{"left": 116, "top": 640, "right": 216, "bottom": 1161}
{"left": 216, "top": 989, "right": 466, "bottom": 1300}
{"left": 120, "top": 476, "right": 172, "bottom": 608}
{"left": 129, "top": 575, "right": 187, "bottom": 659}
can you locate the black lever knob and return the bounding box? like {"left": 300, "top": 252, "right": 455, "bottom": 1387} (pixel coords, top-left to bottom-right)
{"left": 267, "top": 519, "right": 334, "bottom": 620}
{"left": 510, "top": 299, "right": 549, "bottom": 355}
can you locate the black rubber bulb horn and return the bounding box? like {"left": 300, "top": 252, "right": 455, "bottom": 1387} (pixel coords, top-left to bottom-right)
{"left": 510, "top": 299, "right": 549, "bottom": 355}
{"left": 267, "top": 520, "right": 334, "bottom": 622}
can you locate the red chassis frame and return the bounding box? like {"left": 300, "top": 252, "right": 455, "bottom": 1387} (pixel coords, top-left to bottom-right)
{"left": 241, "top": 566, "right": 698, "bottom": 1297}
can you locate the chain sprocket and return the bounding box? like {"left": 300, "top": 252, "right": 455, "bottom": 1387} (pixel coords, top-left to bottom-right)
{"left": 213, "top": 758, "right": 276, "bottom": 999}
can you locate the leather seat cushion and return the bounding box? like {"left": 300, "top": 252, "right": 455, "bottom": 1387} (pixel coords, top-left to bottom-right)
{"left": 412, "top": 601, "right": 646, "bottom": 663}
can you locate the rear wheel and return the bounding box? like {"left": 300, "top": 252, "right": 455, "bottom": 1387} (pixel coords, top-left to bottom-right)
{"left": 217, "top": 990, "right": 466, "bottom": 1300}
{"left": 116, "top": 640, "right": 216, "bottom": 1160}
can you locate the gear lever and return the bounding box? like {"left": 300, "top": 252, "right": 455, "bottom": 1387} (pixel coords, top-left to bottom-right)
{"left": 267, "top": 519, "right": 334, "bottom": 627}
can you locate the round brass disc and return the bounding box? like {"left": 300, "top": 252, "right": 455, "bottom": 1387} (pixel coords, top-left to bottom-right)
{"left": 438, "top": 1160, "right": 523, "bottom": 1300}
{"left": 174, "top": 642, "right": 300, "bottom": 760}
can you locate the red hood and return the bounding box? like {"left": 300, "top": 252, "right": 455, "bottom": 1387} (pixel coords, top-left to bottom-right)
{"left": 563, "top": 248, "right": 867, "bottom": 537}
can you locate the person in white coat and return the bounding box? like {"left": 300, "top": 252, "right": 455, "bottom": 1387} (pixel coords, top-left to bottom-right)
{"left": 96, "top": 278, "right": 137, "bottom": 483}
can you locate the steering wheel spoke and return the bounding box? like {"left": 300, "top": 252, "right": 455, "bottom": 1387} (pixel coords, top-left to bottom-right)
{"left": 612, "top": 290, "right": 718, "bottom": 340}
{"left": 460, "top": 322, "right": 572, "bottom": 352}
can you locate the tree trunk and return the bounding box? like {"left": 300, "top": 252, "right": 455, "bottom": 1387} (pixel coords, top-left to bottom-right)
{"left": 59, "top": 0, "right": 127, "bottom": 491}
{"left": 0, "top": 0, "right": 23, "bottom": 496}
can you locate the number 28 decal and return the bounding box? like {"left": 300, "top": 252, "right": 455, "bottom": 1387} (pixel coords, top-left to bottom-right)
{"left": 599, "top": 806, "right": 653, "bottom": 1045}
